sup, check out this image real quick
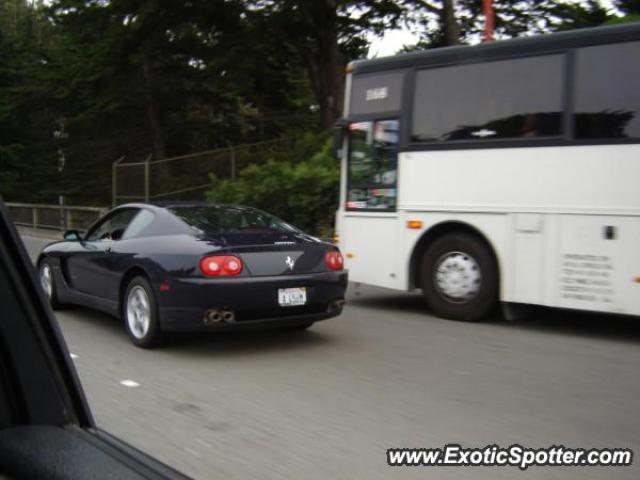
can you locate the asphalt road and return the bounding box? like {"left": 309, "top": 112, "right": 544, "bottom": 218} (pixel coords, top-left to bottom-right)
{"left": 21, "top": 233, "right": 640, "bottom": 480}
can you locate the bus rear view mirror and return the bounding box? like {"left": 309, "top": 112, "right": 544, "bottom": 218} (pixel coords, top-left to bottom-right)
{"left": 333, "top": 118, "right": 348, "bottom": 159}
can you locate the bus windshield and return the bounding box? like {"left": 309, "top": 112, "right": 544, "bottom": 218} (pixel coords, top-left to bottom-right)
{"left": 346, "top": 119, "right": 399, "bottom": 210}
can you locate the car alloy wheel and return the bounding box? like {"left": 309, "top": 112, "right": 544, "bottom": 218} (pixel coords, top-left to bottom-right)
{"left": 40, "top": 263, "right": 53, "bottom": 300}
{"left": 123, "top": 276, "right": 162, "bottom": 348}
{"left": 38, "top": 259, "right": 63, "bottom": 310}
{"left": 126, "top": 285, "right": 151, "bottom": 340}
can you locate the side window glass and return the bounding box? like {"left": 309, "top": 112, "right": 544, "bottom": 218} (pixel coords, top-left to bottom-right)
{"left": 86, "top": 210, "right": 138, "bottom": 242}
{"left": 85, "top": 218, "right": 112, "bottom": 242}
{"left": 347, "top": 119, "right": 399, "bottom": 210}
{"left": 122, "top": 210, "right": 155, "bottom": 240}
{"left": 412, "top": 55, "right": 564, "bottom": 142}
{"left": 574, "top": 41, "right": 640, "bottom": 139}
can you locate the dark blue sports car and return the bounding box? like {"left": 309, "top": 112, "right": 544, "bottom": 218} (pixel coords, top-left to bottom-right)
{"left": 37, "top": 203, "right": 347, "bottom": 348}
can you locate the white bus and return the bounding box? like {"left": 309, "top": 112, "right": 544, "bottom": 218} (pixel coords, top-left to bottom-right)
{"left": 334, "top": 22, "right": 640, "bottom": 321}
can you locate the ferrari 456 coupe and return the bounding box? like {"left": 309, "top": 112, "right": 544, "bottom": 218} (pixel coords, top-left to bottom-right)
{"left": 37, "top": 203, "right": 348, "bottom": 348}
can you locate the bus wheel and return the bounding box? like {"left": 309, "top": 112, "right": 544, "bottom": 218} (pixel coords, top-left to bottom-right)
{"left": 421, "top": 232, "right": 498, "bottom": 322}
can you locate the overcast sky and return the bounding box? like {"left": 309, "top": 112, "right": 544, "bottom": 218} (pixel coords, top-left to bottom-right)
{"left": 368, "top": 29, "right": 421, "bottom": 57}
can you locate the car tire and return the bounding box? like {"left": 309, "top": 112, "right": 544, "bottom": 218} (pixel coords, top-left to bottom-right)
{"left": 38, "top": 259, "right": 64, "bottom": 310}
{"left": 123, "top": 276, "right": 163, "bottom": 348}
{"left": 421, "top": 232, "right": 498, "bottom": 322}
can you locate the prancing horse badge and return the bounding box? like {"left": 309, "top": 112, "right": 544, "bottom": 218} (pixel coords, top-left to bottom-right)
{"left": 285, "top": 256, "right": 295, "bottom": 271}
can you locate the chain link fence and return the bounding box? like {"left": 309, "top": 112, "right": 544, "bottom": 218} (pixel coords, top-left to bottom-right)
{"left": 112, "top": 137, "right": 297, "bottom": 206}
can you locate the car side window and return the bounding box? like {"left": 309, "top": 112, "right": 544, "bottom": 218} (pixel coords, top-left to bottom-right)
{"left": 85, "top": 209, "right": 139, "bottom": 242}
{"left": 122, "top": 210, "right": 155, "bottom": 240}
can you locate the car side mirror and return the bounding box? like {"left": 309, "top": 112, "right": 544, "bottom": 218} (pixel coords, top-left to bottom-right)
{"left": 63, "top": 230, "right": 82, "bottom": 242}
{"left": 333, "top": 118, "right": 348, "bottom": 159}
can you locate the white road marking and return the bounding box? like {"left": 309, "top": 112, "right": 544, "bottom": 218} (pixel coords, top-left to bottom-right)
{"left": 195, "top": 438, "right": 212, "bottom": 448}
{"left": 184, "top": 447, "right": 201, "bottom": 458}
{"left": 119, "top": 379, "right": 140, "bottom": 388}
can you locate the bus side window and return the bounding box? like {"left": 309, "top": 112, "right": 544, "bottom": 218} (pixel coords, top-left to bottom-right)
{"left": 573, "top": 41, "right": 640, "bottom": 140}
{"left": 411, "top": 55, "right": 564, "bottom": 143}
{"left": 347, "top": 120, "right": 399, "bottom": 210}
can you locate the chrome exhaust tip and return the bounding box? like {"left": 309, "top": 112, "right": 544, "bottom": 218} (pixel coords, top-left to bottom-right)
{"left": 329, "top": 299, "right": 346, "bottom": 313}
{"left": 204, "top": 309, "right": 223, "bottom": 324}
{"left": 221, "top": 310, "right": 235, "bottom": 323}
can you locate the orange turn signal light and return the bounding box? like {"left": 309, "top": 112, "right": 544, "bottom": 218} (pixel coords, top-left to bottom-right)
{"left": 407, "top": 220, "right": 423, "bottom": 229}
{"left": 346, "top": 252, "right": 354, "bottom": 259}
{"left": 333, "top": 234, "right": 340, "bottom": 244}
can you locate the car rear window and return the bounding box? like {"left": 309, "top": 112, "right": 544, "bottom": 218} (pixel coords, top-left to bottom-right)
{"left": 169, "top": 206, "right": 300, "bottom": 235}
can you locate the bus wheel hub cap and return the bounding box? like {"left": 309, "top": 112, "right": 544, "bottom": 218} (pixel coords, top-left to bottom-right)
{"left": 434, "top": 252, "right": 481, "bottom": 302}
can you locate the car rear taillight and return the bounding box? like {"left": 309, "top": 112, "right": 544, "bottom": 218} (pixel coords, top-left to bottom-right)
{"left": 200, "top": 255, "right": 243, "bottom": 276}
{"left": 325, "top": 251, "right": 344, "bottom": 271}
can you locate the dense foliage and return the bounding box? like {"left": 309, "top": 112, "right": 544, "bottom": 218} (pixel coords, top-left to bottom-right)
{"left": 1, "top": 0, "right": 638, "bottom": 221}
{"left": 206, "top": 133, "right": 338, "bottom": 236}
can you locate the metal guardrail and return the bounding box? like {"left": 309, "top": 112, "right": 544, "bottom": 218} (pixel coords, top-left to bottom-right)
{"left": 6, "top": 202, "right": 108, "bottom": 232}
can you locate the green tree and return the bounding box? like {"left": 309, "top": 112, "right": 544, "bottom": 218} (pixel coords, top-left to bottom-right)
{"left": 206, "top": 133, "right": 339, "bottom": 236}
{"left": 47, "top": 0, "right": 252, "bottom": 160}
{"left": 608, "top": 0, "right": 640, "bottom": 23}
{"left": 248, "top": 0, "right": 406, "bottom": 128}
{"left": 403, "top": 0, "right": 635, "bottom": 52}
{"left": 0, "top": 0, "right": 63, "bottom": 201}
{"left": 542, "top": 0, "right": 613, "bottom": 31}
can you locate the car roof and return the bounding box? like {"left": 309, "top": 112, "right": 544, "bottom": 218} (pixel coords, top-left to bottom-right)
{"left": 108, "top": 203, "right": 271, "bottom": 237}
{"left": 114, "top": 202, "right": 259, "bottom": 212}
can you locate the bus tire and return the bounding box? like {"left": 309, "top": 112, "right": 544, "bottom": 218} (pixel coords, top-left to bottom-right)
{"left": 420, "top": 232, "right": 498, "bottom": 322}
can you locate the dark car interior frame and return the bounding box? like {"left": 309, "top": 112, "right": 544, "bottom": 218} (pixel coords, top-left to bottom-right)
{"left": 0, "top": 199, "right": 189, "bottom": 480}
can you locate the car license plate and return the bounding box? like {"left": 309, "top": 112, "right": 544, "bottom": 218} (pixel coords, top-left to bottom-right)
{"left": 278, "top": 287, "right": 307, "bottom": 306}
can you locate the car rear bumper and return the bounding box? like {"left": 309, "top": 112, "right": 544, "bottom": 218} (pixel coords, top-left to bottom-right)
{"left": 158, "top": 271, "right": 347, "bottom": 331}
